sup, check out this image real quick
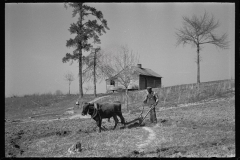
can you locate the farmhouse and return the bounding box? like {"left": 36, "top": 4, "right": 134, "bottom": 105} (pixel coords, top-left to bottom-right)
{"left": 106, "top": 64, "right": 162, "bottom": 93}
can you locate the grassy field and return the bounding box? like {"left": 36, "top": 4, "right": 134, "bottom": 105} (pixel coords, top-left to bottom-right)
{"left": 5, "top": 80, "right": 235, "bottom": 157}
{"left": 5, "top": 93, "right": 96, "bottom": 121}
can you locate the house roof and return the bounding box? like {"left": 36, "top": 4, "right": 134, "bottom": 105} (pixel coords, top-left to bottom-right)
{"left": 106, "top": 66, "right": 162, "bottom": 81}
{"left": 132, "top": 66, "right": 162, "bottom": 78}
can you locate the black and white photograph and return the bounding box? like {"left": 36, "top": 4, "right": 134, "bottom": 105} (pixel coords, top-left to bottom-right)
{"left": 5, "top": 2, "right": 235, "bottom": 157}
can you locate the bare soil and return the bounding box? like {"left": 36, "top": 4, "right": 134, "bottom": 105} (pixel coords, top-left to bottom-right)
{"left": 5, "top": 92, "right": 235, "bottom": 157}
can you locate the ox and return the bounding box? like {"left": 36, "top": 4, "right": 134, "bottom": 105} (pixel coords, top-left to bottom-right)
{"left": 82, "top": 101, "right": 126, "bottom": 132}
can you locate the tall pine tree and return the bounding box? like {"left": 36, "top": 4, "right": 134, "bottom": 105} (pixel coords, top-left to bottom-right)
{"left": 62, "top": 3, "right": 109, "bottom": 98}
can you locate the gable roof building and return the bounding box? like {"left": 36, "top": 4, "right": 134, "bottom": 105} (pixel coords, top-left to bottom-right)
{"left": 106, "top": 64, "right": 162, "bottom": 92}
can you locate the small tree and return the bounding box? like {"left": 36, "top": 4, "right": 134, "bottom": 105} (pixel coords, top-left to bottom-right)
{"left": 176, "top": 12, "right": 229, "bottom": 84}
{"left": 103, "top": 45, "right": 139, "bottom": 111}
{"left": 64, "top": 72, "right": 75, "bottom": 95}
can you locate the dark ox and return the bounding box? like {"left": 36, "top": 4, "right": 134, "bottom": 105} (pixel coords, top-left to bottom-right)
{"left": 82, "top": 101, "right": 126, "bottom": 132}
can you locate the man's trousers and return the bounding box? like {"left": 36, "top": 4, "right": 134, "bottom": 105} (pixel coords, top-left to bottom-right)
{"left": 150, "top": 106, "right": 157, "bottom": 123}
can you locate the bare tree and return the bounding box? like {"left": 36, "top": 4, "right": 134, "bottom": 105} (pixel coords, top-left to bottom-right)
{"left": 113, "top": 45, "right": 139, "bottom": 89}
{"left": 103, "top": 45, "right": 139, "bottom": 111}
{"left": 176, "top": 12, "right": 229, "bottom": 84}
{"left": 64, "top": 72, "right": 75, "bottom": 95}
{"left": 81, "top": 48, "right": 117, "bottom": 97}
{"left": 82, "top": 47, "right": 102, "bottom": 97}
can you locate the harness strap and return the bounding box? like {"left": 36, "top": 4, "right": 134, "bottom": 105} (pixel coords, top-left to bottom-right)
{"left": 91, "top": 103, "right": 98, "bottom": 118}
{"left": 94, "top": 103, "right": 98, "bottom": 110}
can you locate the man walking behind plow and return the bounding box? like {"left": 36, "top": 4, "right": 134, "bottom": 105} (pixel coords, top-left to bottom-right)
{"left": 143, "top": 87, "right": 159, "bottom": 124}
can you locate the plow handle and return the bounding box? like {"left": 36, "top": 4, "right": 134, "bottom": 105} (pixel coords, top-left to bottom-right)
{"left": 139, "top": 105, "right": 155, "bottom": 126}
{"left": 138, "top": 105, "right": 144, "bottom": 118}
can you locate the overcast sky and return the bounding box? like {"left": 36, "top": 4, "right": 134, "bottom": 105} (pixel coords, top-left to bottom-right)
{"left": 5, "top": 3, "right": 235, "bottom": 97}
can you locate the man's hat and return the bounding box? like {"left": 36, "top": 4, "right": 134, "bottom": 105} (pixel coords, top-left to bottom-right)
{"left": 147, "top": 87, "right": 152, "bottom": 89}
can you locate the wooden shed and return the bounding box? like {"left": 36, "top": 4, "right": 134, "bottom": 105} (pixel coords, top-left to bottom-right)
{"left": 106, "top": 64, "right": 162, "bottom": 92}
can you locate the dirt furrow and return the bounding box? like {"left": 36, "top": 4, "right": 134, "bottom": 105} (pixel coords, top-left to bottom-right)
{"left": 137, "top": 124, "right": 162, "bottom": 151}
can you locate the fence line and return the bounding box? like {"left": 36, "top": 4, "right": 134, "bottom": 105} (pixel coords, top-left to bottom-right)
{"left": 94, "top": 79, "right": 235, "bottom": 109}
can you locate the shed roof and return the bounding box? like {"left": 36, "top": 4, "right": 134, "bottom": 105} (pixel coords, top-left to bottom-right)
{"left": 106, "top": 65, "right": 162, "bottom": 81}
{"left": 132, "top": 66, "right": 162, "bottom": 78}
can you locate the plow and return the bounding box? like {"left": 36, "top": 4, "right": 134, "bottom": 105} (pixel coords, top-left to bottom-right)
{"left": 124, "top": 104, "right": 156, "bottom": 126}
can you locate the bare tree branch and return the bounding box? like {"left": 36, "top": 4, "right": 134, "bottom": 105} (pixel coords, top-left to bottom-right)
{"left": 176, "top": 12, "right": 228, "bottom": 49}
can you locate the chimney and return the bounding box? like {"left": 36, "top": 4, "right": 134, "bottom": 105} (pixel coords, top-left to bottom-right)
{"left": 137, "top": 64, "right": 142, "bottom": 68}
